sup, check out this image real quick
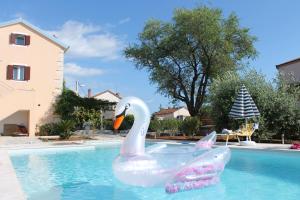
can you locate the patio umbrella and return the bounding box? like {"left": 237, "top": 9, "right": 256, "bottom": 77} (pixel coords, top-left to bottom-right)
{"left": 229, "top": 85, "right": 260, "bottom": 120}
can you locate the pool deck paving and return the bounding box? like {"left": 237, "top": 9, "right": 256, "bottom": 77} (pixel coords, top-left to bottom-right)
{"left": 0, "top": 134, "right": 299, "bottom": 200}
{"left": 0, "top": 150, "right": 26, "bottom": 200}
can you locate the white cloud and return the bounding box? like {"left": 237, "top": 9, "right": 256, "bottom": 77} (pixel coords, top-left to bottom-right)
{"left": 64, "top": 62, "right": 103, "bottom": 77}
{"left": 119, "top": 17, "right": 131, "bottom": 24}
{"left": 48, "top": 21, "right": 123, "bottom": 60}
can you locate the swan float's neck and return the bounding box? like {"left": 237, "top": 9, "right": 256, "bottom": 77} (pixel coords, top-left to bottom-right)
{"left": 120, "top": 103, "right": 150, "bottom": 156}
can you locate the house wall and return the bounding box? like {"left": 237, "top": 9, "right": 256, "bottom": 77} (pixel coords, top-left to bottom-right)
{"left": 278, "top": 62, "right": 300, "bottom": 83}
{"left": 0, "top": 23, "right": 65, "bottom": 136}
{"left": 155, "top": 113, "right": 175, "bottom": 120}
{"left": 94, "top": 92, "right": 121, "bottom": 103}
{"left": 94, "top": 92, "right": 121, "bottom": 120}
{"left": 155, "top": 108, "right": 190, "bottom": 120}
{"left": 173, "top": 108, "right": 191, "bottom": 119}
{"left": 0, "top": 110, "right": 29, "bottom": 133}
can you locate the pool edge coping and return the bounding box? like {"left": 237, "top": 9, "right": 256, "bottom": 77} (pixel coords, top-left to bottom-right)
{"left": 1, "top": 139, "right": 299, "bottom": 200}
{"left": 0, "top": 150, "right": 26, "bottom": 200}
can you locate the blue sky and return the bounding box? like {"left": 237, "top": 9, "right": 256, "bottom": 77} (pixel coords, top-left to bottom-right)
{"left": 1, "top": 0, "right": 300, "bottom": 112}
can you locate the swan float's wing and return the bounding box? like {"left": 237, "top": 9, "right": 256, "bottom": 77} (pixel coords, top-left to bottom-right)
{"left": 194, "top": 131, "right": 217, "bottom": 149}
{"left": 146, "top": 143, "right": 168, "bottom": 154}
{"left": 165, "top": 146, "right": 231, "bottom": 193}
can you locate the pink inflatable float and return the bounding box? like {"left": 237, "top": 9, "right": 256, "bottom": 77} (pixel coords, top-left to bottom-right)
{"left": 113, "top": 97, "right": 231, "bottom": 193}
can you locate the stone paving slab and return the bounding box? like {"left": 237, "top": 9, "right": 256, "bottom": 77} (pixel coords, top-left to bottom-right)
{"left": 0, "top": 150, "right": 26, "bottom": 200}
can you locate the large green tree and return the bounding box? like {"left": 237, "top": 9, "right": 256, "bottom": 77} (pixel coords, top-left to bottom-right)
{"left": 125, "top": 6, "right": 257, "bottom": 116}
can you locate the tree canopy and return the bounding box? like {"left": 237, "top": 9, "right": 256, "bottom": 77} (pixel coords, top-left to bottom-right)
{"left": 125, "top": 6, "right": 257, "bottom": 116}
{"left": 210, "top": 69, "right": 300, "bottom": 139}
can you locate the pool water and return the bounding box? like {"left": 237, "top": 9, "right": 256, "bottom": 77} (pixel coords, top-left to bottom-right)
{"left": 10, "top": 145, "right": 300, "bottom": 200}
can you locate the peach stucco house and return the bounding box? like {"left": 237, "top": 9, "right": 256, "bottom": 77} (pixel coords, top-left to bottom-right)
{"left": 0, "top": 19, "right": 68, "bottom": 136}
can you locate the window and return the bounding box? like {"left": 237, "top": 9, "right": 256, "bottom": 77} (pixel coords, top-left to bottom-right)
{"left": 7, "top": 65, "right": 30, "bottom": 81}
{"left": 176, "top": 115, "right": 184, "bottom": 120}
{"left": 15, "top": 35, "right": 25, "bottom": 45}
{"left": 10, "top": 34, "right": 30, "bottom": 46}
{"left": 13, "top": 66, "right": 25, "bottom": 81}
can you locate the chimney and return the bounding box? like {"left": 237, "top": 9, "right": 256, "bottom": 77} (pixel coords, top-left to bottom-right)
{"left": 88, "top": 88, "right": 92, "bottom": 98}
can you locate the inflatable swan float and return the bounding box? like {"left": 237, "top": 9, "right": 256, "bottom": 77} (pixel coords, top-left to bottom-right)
{"left": 113, "top": 97, "right": 231, "bottom": 193}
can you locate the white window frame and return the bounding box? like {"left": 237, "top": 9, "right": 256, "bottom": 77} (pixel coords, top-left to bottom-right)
{"left": 12, "top": 65, "right": 25, "bottom": 81}
{"left": 15, "top": 35, "right": 26, "bottom": 46}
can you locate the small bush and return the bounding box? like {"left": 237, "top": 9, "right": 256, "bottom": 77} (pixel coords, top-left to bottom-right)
{"left": 180, "top": 117, "right": 201, "bottom": 136}
{"left": 38, "top": 123, "right": 60, "bottom": 136}
{"left": 72, "top": 106, "right": 102, "bottom": 129}
{"left": 119, "top": 115, "right": 134, "bottom": 130}
{"left": 149, "top": 119, "right": 162, "bottom": 133}
{"left": 161, "top": 119, "right": 182, "bottom": 135}
{"left": 56, "top": 120, "right": 75, "bottom": 139}
{"left": 149, "top": 118, "right": 182, "bottom": 135}
{"left": 103, "top": 119, "right": 113, "bottom": 130}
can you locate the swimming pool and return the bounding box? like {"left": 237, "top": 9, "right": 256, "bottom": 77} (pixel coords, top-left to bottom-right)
{"left": 10, "top": 144, "right": 300, "bottom": 200}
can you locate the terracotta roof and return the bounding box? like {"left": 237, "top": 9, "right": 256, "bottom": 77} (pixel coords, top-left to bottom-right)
{"left": 276, "top": 57, "right": 300, "bottom": 68}
{"left": 154, "top": 108, "right": 180, "bottom": 116}
{"left": 92, "top": 90, "right": 121, "bottom": 99}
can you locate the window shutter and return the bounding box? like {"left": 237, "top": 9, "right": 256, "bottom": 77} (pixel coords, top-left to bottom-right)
{"left": 24, "top": 66, "right": 30, "bottom": 81}
{"left": 25, "top": 35, "right": 30, "bottom": 45}
{"left": 6, "top": 65, "right": 13, "bottom": 80}
{"left": 9, "top": 34, "right": 16, "bottom": 44}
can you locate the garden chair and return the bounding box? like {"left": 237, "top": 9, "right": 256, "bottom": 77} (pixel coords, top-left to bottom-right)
{"left": 236, "top": 123, "right": 259, "bottom": 141}
{"left": 216, "top": 129, "right": 240, "bottom": 146}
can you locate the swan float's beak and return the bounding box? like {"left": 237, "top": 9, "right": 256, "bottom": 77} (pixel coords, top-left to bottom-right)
{"left": 114, "top": 113, "right": 125, "bottom": 130}
{"left": 113, "top": 103, "right": 129, "bottom": 130}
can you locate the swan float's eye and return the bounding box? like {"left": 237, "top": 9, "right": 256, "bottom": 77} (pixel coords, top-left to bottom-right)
{"left": 125, "top": 103, "right": 130, "bottom": 109}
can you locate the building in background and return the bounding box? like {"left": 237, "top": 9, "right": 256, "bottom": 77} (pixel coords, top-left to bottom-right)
{"left": 0, "top": 19, "right": 68, "bottom": 136}
{"left": 154, "top": 107, "right": 190, "bottom": 120}
{"left": 92, "top": 90, "right": 122, "bottom": 119}
{"left": 276, "top": 58, "right": 300, "bottom": 85}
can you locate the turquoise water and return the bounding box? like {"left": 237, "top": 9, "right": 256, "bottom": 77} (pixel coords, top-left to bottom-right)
{"left": 10, "top": 145, "right": 300, "bottom": 200}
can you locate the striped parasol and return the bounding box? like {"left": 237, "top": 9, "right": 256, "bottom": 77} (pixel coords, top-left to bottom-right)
{"left": 229, "top": 85, "right": 260, "bottom": 119}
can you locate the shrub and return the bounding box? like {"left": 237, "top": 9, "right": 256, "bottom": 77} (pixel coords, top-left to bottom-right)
{"left": 54, "top": 88, "right": 114, "bottom": 121}
{"left": 149, "top": 119, "right": 182, "bottom": 135}
{"left": 56, "top": 120, "right": 75, "bottom": 139}
{"left": 161, "top": 119, "right": 181, "bottom": 135}
{"left": 149, "top": 119, "right": 162, "bottom": 133}
{"left": 38, "top": 123, "right": 60, "bottom": 136}
{"left": 103, "top": 119, "right": 113, "bottom": 130}
{"left": 180, "top": 117, "right": 201, "bottom": 136}
{"left": 119, "top": 115, "right": 135, "bottom": 130}
{"left": 72, "top": 106, "right": 102, "bottom": 129}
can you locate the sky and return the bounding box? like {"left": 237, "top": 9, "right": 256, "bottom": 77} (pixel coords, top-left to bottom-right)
{"left": 1, "top": 0, "right": 300, "bottom": 112}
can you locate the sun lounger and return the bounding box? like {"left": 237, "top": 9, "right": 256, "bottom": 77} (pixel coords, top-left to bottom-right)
{"left": 216, "top": 129, "right": 240, "bottom": 146}
{"left": 236, "top": 123, "right": 259, "bottom": 141}
{"left": 217, "top": 123, "right": 259, "bottom": 145}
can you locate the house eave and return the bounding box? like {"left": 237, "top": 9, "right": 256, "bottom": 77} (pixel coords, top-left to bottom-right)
{"left": 0, "top": 18, "right": 69, "bottom": 51}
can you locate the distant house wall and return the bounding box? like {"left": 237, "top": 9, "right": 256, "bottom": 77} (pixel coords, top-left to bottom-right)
{"left": 173, "top": 108, "right": 190, "bottom": 120}
{"left": 93, "top": 91, "right": 121, "bottom": 120}
{"left": 156, "top": 113, "right": 174, "bottom": 120}
{"left": 94, "top": 92, "right": 121, "bottom": 103}
{"left": 154, "top": 107, "right": 190, "bottom": 120}
{"left": 277, "top": 62, "right": 300, "bottom": 84}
